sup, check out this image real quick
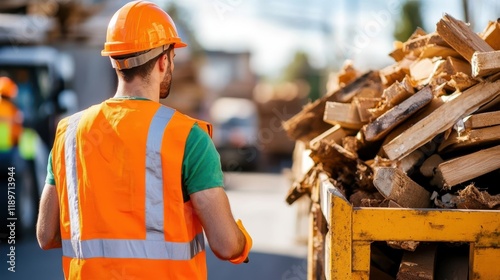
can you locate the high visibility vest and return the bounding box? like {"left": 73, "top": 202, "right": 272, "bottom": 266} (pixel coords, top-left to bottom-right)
{"left": 0, "top": 99, "right": 23, "bottom": 152}
{"left": 51, "top": 99, "right": 212, "bottom": 280}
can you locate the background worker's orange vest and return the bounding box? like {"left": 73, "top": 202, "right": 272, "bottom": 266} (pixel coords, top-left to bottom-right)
{"left": 52, "top": 99, "right": 212, "bottom": 280}
{"left": 0, "top": 98, "right": 23, "bottom": 152}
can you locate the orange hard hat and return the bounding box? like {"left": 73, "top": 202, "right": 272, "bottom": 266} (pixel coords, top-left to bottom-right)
{"left": 0, "top": 77, "right": 18, "bottom": 99}
{"left": 101, "top": 1, "right": 186, "bottom": 69}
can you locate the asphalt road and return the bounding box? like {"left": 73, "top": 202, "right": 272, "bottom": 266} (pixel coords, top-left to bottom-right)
{"left": 0, "top": 172, "right": 307, "bottom": 280}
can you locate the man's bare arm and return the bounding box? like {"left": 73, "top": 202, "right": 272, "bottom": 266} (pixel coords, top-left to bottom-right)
{"left": 36, "top": 184, "right": 62, "bottom": 250}
{"left": 190, "top": 187, "right": 246, "bottom": 260}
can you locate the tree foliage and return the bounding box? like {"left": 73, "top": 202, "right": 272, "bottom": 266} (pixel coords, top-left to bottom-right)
{"left": 393, "top": 0, "right": 424, "bottom": 42}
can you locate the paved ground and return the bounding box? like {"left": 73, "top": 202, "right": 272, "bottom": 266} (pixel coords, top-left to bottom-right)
{"left": 0, "top": 172, "right": 308, "bottom": 280}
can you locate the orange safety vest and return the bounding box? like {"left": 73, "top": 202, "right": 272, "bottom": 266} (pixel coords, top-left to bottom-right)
{"left": 0, "top": 98, "right": 23, "bottom": 152}
{"left": 52, "top": 99, "right": 212, "bottom": 280}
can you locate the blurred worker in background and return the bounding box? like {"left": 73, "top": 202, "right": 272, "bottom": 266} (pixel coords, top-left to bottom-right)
{"left": 0, "top": 77, "right": 23, "bottom": 240}
{"left": 36, "top": 1, "right": 252, "bottom": 279}
{"left": 0, "top": 77, "right": 23, "bottom": 168}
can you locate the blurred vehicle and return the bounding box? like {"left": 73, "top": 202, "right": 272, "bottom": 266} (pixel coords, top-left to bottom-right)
{"left": 0, "top": 46, "right": 77, "bottom": 237}
{"left": 210, "top": 97, "right": 259, "bottom": 172}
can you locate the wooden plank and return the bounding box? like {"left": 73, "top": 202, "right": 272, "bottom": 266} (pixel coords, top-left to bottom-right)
{"left": 309, "top": 124, "right": 352, "bottom": 150}
{"left": 465, "top": 110, "right": 500, "bottom": 129}
{"left": 438, "top": 125, "right": 500, "bottom": 153}
{"left": 403, "top": 32, "right": 447, "bottom": 52}
{"left": 397, "top": 243, "right": 438, "bottom": 280}
{"left": 363, "top": 86, "right": 433, "bottom": 142}
{"left": 380, "top": 97, "right": 444, "bottom": 155}
{"left": 471, "top": 50, "right": 500, "bottom": 77}
{"left": 373, "top": 167, "right": 431, "bottom": 208}
{"left": 479, "top": 19, "right": 500, "bottom": 50}
{"left": 383, "top": 79, "right": 500, "bottom": 161}
{"left": 324, "top": 101, "right": 364, "bottom": 129}
{"left": 436, "top": 144, "right": 500, "bottom": 188}
{"left": 436, "top": 13, "right": 494, "bottom": 62}
{"left": 283, "top": 71, "right": 381, "bottom": 142}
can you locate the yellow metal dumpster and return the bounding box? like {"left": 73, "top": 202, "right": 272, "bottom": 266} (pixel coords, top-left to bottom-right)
{"left": 307, "top": 173, "right": 500, "bottom": 280}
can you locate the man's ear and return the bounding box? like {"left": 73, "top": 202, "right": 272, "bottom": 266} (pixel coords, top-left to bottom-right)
{"left": 158, "top": 53, "right": 168, "bottom": 72}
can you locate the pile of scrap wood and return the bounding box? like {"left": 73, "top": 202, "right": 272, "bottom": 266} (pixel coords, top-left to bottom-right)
{"left": 284, "top": 14, "right": 500, "bottom": 278}
{"left": 285, "top": 14, "right": 500, "bottom": 210}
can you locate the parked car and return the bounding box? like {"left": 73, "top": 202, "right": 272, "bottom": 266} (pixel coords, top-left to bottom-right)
{"left": 210, "top": 97, "right": 260, "bottom": 172}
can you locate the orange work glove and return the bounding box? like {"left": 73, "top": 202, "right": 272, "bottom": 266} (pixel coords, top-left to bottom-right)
{"left": 229, "top": 219, "right": 252, "bottom": 264}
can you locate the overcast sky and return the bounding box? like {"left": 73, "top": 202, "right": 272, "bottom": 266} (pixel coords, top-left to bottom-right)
{"left": 156, "top": 0, "right": 498, "bottom": 77}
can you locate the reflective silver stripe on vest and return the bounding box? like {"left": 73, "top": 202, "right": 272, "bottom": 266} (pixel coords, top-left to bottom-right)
{"left": 62, "top": 232, "right": 205, "bottom": 260}
{"left": 145, "top": 106, "right": 175, "bottom": 240}
{"left": 64, "top": 111, "right": 84, "bottom": 259}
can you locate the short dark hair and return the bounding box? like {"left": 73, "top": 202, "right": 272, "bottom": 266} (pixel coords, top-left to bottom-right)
{"left": 114, "top": 45, "right": 173, "bottom": 83}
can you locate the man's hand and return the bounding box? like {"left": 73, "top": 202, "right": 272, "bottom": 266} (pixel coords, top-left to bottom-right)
{"left": 190, "top": 187, "right": 248, "bottom": 261}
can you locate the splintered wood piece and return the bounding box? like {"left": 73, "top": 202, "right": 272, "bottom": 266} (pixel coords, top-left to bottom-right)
{"left": 456, "top": 184, "right": 500, "bottom": 209}
{"left": 465, "top": 111, "right": 500, "bottom": 129}
{"left": 380, "top": 62, "right": 408, "bottom": 86}
{"left": 368, "top": 77, "right": 415, "bottom": 120}
{"left": 444, "top": 56, "right": 471, "bottom": 76}
{"left": 436, "top": 13, "right": 494, "bottom": 62}
{"left": 438, "top": 125, "right": 500, "bottom": 153}
{"left": 410, "top": 58, "right": 436, "bottom": 85}
{"left": 472, "top": 51, "right": 500, "bottom": 77}
{"left": 390, "top": 41, "right": 405, "bottom": 62}
{"left": 436, "top": 145, "right": 500, "bottom": 188}
{"left": 418, "top": 45, "right": 461, "bottom": 59}
{"left": 373, "top": 167, "right": 431, "bottom": 208}
{"left": 403, "top": 32, "right": 449, "bottom": 57}
{"left": 388, "top": 240, "right": 420, "bottom": 252}
{"left": 383, "top": 76, "right": 415, "bottom": 106}
{"left": 447, "top": 72, "right": 478, "bottom": 91}
{"left": 353, "top": 97, "right": 380, "bottom": 122}
{"left": 324, "top": 101, "right": 364, "bottom": 129}
{"left": 408, "top": 27, "right": 428, "bottom": 40}
{"left": 479, "top": 19, "right": 500, "bottom": 50}
{"left": 383, "top": 79, "right": 500, "bottom": 161}
{"left": 309, "top": 124, "right": 352, "bottom": 150}
{"left": 397, "top": 243, "right": 438, "bottom": 280}
{"left": 326, "top": 60, "right": 359, "bottom": 93}
{"left": 363, "top": 86, "right": 433, "bottom": 142}
{"left": 282, "top": 71, "right": 381, "bottom": 142}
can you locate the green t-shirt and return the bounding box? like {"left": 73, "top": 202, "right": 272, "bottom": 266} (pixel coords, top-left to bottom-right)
{"left": 46, "top": 123, "right": 224, "bottom": 200}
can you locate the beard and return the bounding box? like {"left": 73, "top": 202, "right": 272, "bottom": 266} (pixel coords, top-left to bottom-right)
{"left": 159, "top": 66, "right": 173, "bottom": 99}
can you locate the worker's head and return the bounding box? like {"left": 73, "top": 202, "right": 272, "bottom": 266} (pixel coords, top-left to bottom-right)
{"left": 0, "top": 77, "right": 18, "bottom": 99}
{"left": 101, "top": 0, "right": 187, "bottom": 99}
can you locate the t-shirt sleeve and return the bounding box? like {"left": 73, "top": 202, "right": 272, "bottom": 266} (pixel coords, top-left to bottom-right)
{"left": 182, "top": 123, "right": 224, "bottom": 195}
{"left": 45, "top": 150, "right": 56, "bottom": 185}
